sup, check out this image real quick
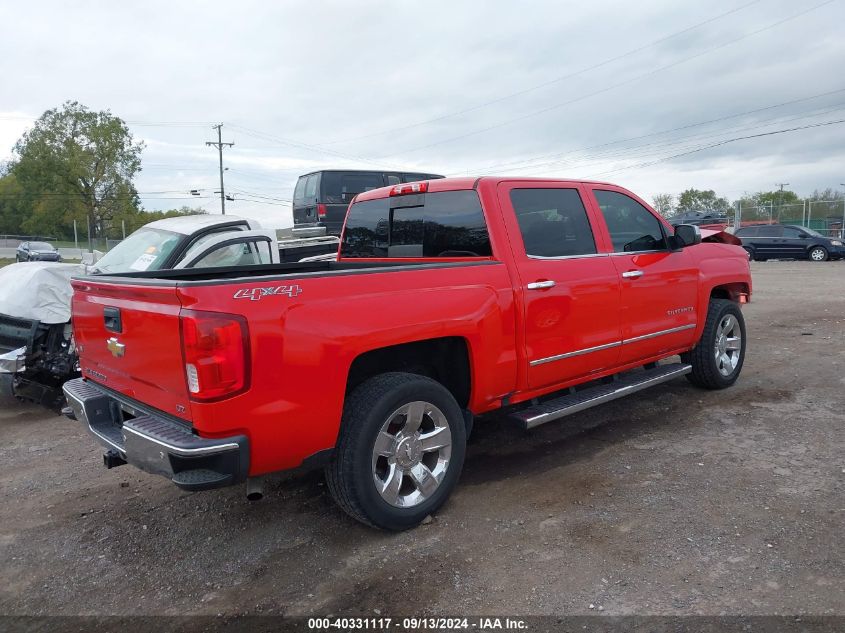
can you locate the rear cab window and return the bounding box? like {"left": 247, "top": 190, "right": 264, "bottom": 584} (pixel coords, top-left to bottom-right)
{"left": 341, "top": 190, "right": 493, "bottom": 259}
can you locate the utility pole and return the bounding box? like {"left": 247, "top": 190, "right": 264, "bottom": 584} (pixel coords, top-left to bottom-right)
{"left": 840, "top": 183, "right": 845, "bottom": 239}
{"left": 775, "top": 182, "right": 789, "bottom": 223}
{"left": 206, "top": 124, "right": 234, "bottom": 215}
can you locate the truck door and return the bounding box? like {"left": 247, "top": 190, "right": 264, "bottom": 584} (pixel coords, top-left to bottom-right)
{"left": 497, "top": 182, "right": 622, "bottom": 391}
{"left": 588, "top": 187, "right": 699, "bottom": 366}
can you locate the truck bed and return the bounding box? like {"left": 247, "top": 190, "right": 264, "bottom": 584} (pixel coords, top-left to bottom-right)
{"left": 81, "top": 259, "right": 496, "bottom": 284}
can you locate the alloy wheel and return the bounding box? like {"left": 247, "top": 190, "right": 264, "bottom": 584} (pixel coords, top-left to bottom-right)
{"left": 714, "top": 314, "right": 742, "bottom": 377}
{"left": 371, "top": 400, "right": 453, "bottom": 508}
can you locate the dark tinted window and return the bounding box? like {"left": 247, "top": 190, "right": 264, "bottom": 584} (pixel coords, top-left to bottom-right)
{"left": 386, "top": 174, "right": 401, "bottom": 186}
{"left": 594, "top": 190, "right": 667, "bottom": 252}
{"left": 403, "top": 172, "right": 442, "bottom": 182}
{"left": 304, "top": 174, "right": 318, "bottom": 199}
{"left": 735, "top": 226, "right": 758, "bottom": 237}
{"left": 782, "top": 226, "right": 805, "bottom": 238}
{"left": 758, "top": 225, "right": 783, "bottom": 237}
{"left": 293, "top": 177, "right": 307, "bottom": 202}
{"left": 510, "top": 188, "right": 596, "bottom": 257}
{"left": 320, "top": 172, "right": 384, "bottom": 204}
{"left": 29, "top": 241, "right": 54, "bottom": 250}
{"left": 341, "top": 190, "right": 492, "bottom": 258}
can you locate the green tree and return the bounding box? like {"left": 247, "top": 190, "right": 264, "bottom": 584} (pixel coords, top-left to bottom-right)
{"left": 675, "top": 189, "right": 731, "bottom": 214}
{"left": 11, "top": 101, "right": 144, "bottom": 239}
{"left": 110, "top": 205, "right": 206, "bottom": 237}
{"left": 0, "top": 172, "right": 28, "bottom": 235}
{"left": 737, "top": 189, "right": 800, "bottom": 223}
{"left": 651, "top": 193, "right": 675, "bottom": 217}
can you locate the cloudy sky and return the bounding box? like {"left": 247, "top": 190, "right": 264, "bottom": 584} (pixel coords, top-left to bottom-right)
{"left": 1, "top": 0, "right": 844, "bottom": 227}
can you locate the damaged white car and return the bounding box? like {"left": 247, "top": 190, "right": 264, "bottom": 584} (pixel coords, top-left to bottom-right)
{"left": 0, "top": 214, "right": 338, "bottom": 408}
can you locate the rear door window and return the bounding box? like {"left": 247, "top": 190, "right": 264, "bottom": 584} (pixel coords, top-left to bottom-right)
{"left": 594, "top": 190, "right": 667, "bottom": 252}
{"left": 735, "top": 226, "right": 759, "bottom": 237}
{"left": 758, "top": 225, "right": 783, "bottom": 237}
{"left": 293, "top": 177, "right": 307, "bottom": 203}
{"left": 320, "top": 172, "right": 385, "bottom": 204}
{"left": 303, "top": 174, "right": 318, "bottom": 200}
{"left": 341, "top": 190, "right": 492, "bottom": 258}
{"left": 510, "top": 188, "right": 596, "bottom": 257}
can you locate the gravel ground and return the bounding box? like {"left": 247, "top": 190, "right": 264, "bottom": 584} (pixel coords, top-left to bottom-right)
{"left": 0, "top": 260, "right": 843, "bottom": 617}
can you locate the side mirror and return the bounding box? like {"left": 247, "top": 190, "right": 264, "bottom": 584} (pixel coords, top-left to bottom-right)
{"left": 673, "top": 224, "right": 702, "bottom": 249}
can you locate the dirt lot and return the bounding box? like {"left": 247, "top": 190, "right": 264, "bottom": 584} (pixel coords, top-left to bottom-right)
{"left": 1, "top": 261, "right": 843, "bottom": 617}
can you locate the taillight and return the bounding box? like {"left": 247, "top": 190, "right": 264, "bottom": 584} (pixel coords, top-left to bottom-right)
{"left": 317, "top": 203, "right": 327, "bottom": 218}
{"left": 389, "top": 182, "right": 428, "bottom": 196}
{"left": 180, "top": 310, "right": 250, "bottom": 402}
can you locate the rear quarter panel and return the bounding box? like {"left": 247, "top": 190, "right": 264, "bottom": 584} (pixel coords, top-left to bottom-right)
{"left": 180, "top": 262, "right": 517, "bottom": 474}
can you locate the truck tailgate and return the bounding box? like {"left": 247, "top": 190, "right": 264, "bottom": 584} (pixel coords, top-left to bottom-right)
{"left": 71, "top": 279, "right": 192, "bottom": 422}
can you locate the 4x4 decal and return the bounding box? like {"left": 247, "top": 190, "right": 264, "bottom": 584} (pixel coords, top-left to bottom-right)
{"left": 233, "top": 284, "right": 302, "bottom": 301}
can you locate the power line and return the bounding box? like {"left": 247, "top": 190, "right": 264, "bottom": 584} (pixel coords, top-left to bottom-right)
{"left": 376, "top": 0, "right": 836, "bottom": 159}
{"left": 478, "top": 99, "right": 845, "bottom": 175}
{"left": 468, "top": 87, "right": 845, "bottom": 173}
{"left": 587, "top": 117, "right": 845, "bottom": 178}
{"left": 317, "top": 0, "right": 764, "bottom": 146}
{"left": 226, "top": 123, "right": 382, "bottom": 166}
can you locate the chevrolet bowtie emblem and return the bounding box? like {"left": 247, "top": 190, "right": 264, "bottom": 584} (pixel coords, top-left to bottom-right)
{"left": 107, "top": 337, "right": 125, "bottom": 358}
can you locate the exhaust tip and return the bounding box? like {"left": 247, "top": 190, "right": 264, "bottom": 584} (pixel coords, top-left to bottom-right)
{"left": 246, "top": 477, "right": 264, "bottom": 501}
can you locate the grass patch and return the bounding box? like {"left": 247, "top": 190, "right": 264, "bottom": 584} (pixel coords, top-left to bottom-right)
{"left": 0, "top": 258, "right": 81, "bottom": 269}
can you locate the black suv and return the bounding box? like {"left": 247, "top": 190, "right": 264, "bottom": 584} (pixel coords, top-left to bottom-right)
{"left": 734, "top": 224, "right": 844, "bottom": 262}
{"left": 292, "top": 170, "right": 443, "bottom": 236}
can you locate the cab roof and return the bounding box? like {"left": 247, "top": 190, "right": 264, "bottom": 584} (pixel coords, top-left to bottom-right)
{"left": 353, "top": 176, "right": 617, "bottom": 203}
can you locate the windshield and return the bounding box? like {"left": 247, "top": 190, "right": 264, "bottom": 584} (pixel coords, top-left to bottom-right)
{"left": 29, "top": 241, "right": 54, "bottom": 250}
{"left": 91, "top": 228, "right": 182, "bottom": 274}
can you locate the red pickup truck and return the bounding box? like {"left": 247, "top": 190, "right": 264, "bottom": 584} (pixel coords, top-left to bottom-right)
{"left": 64, "top": 177, "right": 751, "bottom": 530}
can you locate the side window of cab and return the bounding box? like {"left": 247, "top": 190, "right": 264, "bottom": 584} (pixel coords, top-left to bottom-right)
{"left": 593, "top": 190, "right": 667, "bottom": 252}
{"left": 510, "top": 188, "right": 597, "bottom": 258}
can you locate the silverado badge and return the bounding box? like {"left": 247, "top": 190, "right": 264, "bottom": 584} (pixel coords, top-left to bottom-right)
{"left": 106, "top": 337, "right": 125, "bottom": 358}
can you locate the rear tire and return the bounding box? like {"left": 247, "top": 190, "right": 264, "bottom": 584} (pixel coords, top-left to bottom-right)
{"left": 682, "top": 299, "right": 746, "bottom": 390}
{"left": 808, "top": 246, "right": 828, "bottom": 262}
{"left": 326, "top": 372, "right": 467, "bottom": 530}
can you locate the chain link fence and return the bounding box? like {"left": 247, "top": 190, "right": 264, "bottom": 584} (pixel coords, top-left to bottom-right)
{"left": 736, "top": 200, "right": 845, "bottom": 238}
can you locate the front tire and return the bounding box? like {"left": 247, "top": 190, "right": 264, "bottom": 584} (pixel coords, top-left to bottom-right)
{"left": 326, "top": 372, "right": 467, "bottom": 530}
{"left": 808, "top": 246, "right": 828, "bottom": 262}
{"left": 683, "top": 299, "right": 746, "bottom": 389}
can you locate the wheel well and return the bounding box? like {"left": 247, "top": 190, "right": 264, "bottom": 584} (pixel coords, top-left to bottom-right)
{"left": 710, "top": 283, "right": 749, "bottom": 302}
{"left": 346, "top": 337, "right": 471, "bottom": 408}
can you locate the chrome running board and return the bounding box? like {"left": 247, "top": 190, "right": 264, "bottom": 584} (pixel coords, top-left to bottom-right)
{"left": 510, "top": 363, "right": 692, "bottom": 429}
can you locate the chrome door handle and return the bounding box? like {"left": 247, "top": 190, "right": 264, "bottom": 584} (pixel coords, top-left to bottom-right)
{"left": 622, "top": 270, "right": 644, "bottom": 279}
{"left": 527, "top": 280, "right": 556, "bottom": 290}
